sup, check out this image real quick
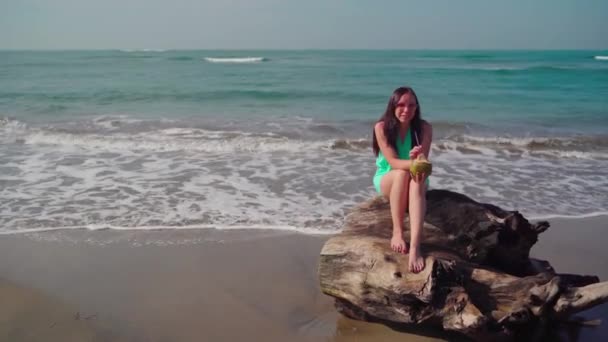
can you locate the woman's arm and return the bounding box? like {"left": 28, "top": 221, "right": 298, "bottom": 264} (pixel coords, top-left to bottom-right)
{"left": 420, "top": 120, "right": 433, "bottom": 158}
{"left": 374, "top": 122, "right": 412, "bottom": 170}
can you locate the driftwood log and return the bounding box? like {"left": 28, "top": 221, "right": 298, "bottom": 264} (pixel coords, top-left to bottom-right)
{"left": 319, "top": 189, "right": 608, "bottom": 341}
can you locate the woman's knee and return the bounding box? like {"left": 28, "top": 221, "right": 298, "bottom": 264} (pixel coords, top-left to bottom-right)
{"left": 394, "top": 170, "right": 411, "bottom": 197}
{"left": 383, "top": 170, "right": 410, "bottom": 197}
{"left": 392, "top": 169, "right": 409, "bottom": 182}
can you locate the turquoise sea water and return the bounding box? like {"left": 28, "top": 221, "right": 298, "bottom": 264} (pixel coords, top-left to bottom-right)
{"left": 1, "top": 50, "right": 607, "bottom": 234}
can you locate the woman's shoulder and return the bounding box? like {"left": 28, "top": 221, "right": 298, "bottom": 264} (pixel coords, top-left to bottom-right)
{"left": 374, "top": 121, "right": 385, "bottom": 132}
{"left": 421, "top": 120, "right": 432, "bottom": 131}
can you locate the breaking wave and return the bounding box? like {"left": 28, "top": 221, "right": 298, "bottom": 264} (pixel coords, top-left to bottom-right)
{"left": 3, "top": 118, "right": 608, "bottom": 159}
{"left": 204, "top": 57, "right": 267, "bottom": 63}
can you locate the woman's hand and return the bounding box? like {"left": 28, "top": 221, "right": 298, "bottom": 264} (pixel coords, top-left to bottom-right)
{"left": 409, "top": 145, "right": 423, "bottom": 159}
{"left": 413, "top": 172, "right": 427, "bottom": 183}
{"left": 410, "top": 145, "right": 427, "bottom": 182}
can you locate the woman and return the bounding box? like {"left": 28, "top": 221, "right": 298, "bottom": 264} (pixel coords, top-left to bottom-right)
{"left": 372, "top": 86, "right": 432, "bottom": 273}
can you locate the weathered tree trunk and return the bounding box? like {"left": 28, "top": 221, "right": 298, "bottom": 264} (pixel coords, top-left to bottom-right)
{"left": 318, "top": 190, "right": 608, "bottom": 341}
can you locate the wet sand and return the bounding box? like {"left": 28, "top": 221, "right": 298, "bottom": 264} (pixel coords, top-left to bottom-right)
{"left": 1, "top": 216, "right": 607, "bottom": 341}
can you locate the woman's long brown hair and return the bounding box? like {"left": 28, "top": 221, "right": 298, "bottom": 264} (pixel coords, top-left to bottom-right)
{"left": 372, "top": 86, "right": 422, "bottom": 157}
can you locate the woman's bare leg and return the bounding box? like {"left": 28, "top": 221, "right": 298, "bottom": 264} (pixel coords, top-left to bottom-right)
{"left": 380, "top": 170, "right": 410, "bottom": 254}
{"left": 408, "top": 178, "right": 426, "bottom": 273}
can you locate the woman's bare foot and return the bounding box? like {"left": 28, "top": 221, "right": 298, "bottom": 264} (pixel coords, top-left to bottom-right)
{"left": 391, "top": 234, "right": 408, "bottom": 254}
{"left": 408, "top": 245, "right": 425, "bottom": 273}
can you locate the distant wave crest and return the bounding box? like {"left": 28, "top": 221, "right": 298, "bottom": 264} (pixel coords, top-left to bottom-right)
{"left": 478, "top": 65, "right": 572, "bottom": 73}
{"left": 594, "top": 56, "right": 608, "bottom": 61}
{"left": 204, "top": 57, "right": 267, "bottom": 63}
{"left": 7, "top": 124, "right": 329, "bottom": 153}
{"left": 330, "top": 139, "right": 369, "bottom": 151}
{"left": 119, "top": 49, "right": 167, "bottom": 53}
{"left": 5, "top": 117, "right": 608, "bottom": 159}
{"left": 457, "top": 134, "right": 608, "bottom": 149}
{"left": 434, "top": 134, "right": 608, "bottom": 160}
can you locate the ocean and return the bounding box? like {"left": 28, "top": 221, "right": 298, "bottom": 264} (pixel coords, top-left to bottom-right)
{"left": 1, "top": 50, "right": 607, "bottom": 235}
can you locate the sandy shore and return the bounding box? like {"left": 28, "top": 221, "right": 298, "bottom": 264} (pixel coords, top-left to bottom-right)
{"left": 1, "top": 215, "right": 607, "bottom": 341}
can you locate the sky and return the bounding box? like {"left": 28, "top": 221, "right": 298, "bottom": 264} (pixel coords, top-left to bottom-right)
{"left": 1, "top": 0, "right": 606, "bottom": 50}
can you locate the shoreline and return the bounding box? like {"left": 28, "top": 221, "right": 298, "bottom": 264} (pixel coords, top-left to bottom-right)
{"left": 2, "top": 212, "right": 607, "bottom": 236}
{"left": 529, "top": 211, "right": 608, "bottom": 221}
{"left": 1, "top": 216, "right": 607, "bottom": 341}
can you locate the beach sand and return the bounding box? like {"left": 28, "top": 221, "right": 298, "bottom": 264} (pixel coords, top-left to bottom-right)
{"left": 1, "top": 216, "right": 606, "bottom": 341}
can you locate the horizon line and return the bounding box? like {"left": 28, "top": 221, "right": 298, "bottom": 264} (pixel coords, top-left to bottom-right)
{"left": 1, "top": 47, "right": 607, "bottom": 52}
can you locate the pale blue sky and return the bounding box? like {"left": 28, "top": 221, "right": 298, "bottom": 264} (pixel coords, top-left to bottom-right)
{"left": 1, "top": 0, "right": 606, "bottom": 49}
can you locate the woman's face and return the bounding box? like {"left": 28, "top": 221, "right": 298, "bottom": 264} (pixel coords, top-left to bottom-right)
{"left": 394, "top": 93, "right": 417, "bottom": 124}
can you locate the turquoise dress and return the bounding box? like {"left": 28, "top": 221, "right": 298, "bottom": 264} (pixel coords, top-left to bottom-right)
{"left": 373, "top": 129, "right": 429, "bottom": 193}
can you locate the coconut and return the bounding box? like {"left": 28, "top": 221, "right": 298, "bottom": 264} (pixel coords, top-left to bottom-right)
{"left": 410, "top": 154, "right": 432, "bottom": 177}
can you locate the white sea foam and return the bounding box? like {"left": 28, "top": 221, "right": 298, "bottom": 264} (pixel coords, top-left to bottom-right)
{"left": 594, "top": 56, "right": 608, "bottom": 61}
{"left": 447, "top": 135, "right": 608, "bottom": 160}
{"left": 529, "top": 212, "right": 608, "bottom": 221}
{"left": 2, "top": 120, "right": 607, "bottom": 236}
{"left": 459, "top": 135, "right": 552, "bottom": 146}
{"left": 0, "top": 224, "right": 335, "bottom": 236}
{"left": 0, "top": 118, "right": 28, "bottom": 144}
{"left": 534, "top": 150, "right": 608, "bottom": 159}
{"left": 20, "top": 129, "right": 331, "bottom": 153}
{"left": 91, "top": 115, "right": 145, "bottom": 130}
{"left": 6, "top": 119, "right": 606, "bottom": 158}
{"left": 204, "top": 57, "right": 266, "bottom": 63}
{"left": 0, "top": 124, "right": 371, "bottom": 235}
